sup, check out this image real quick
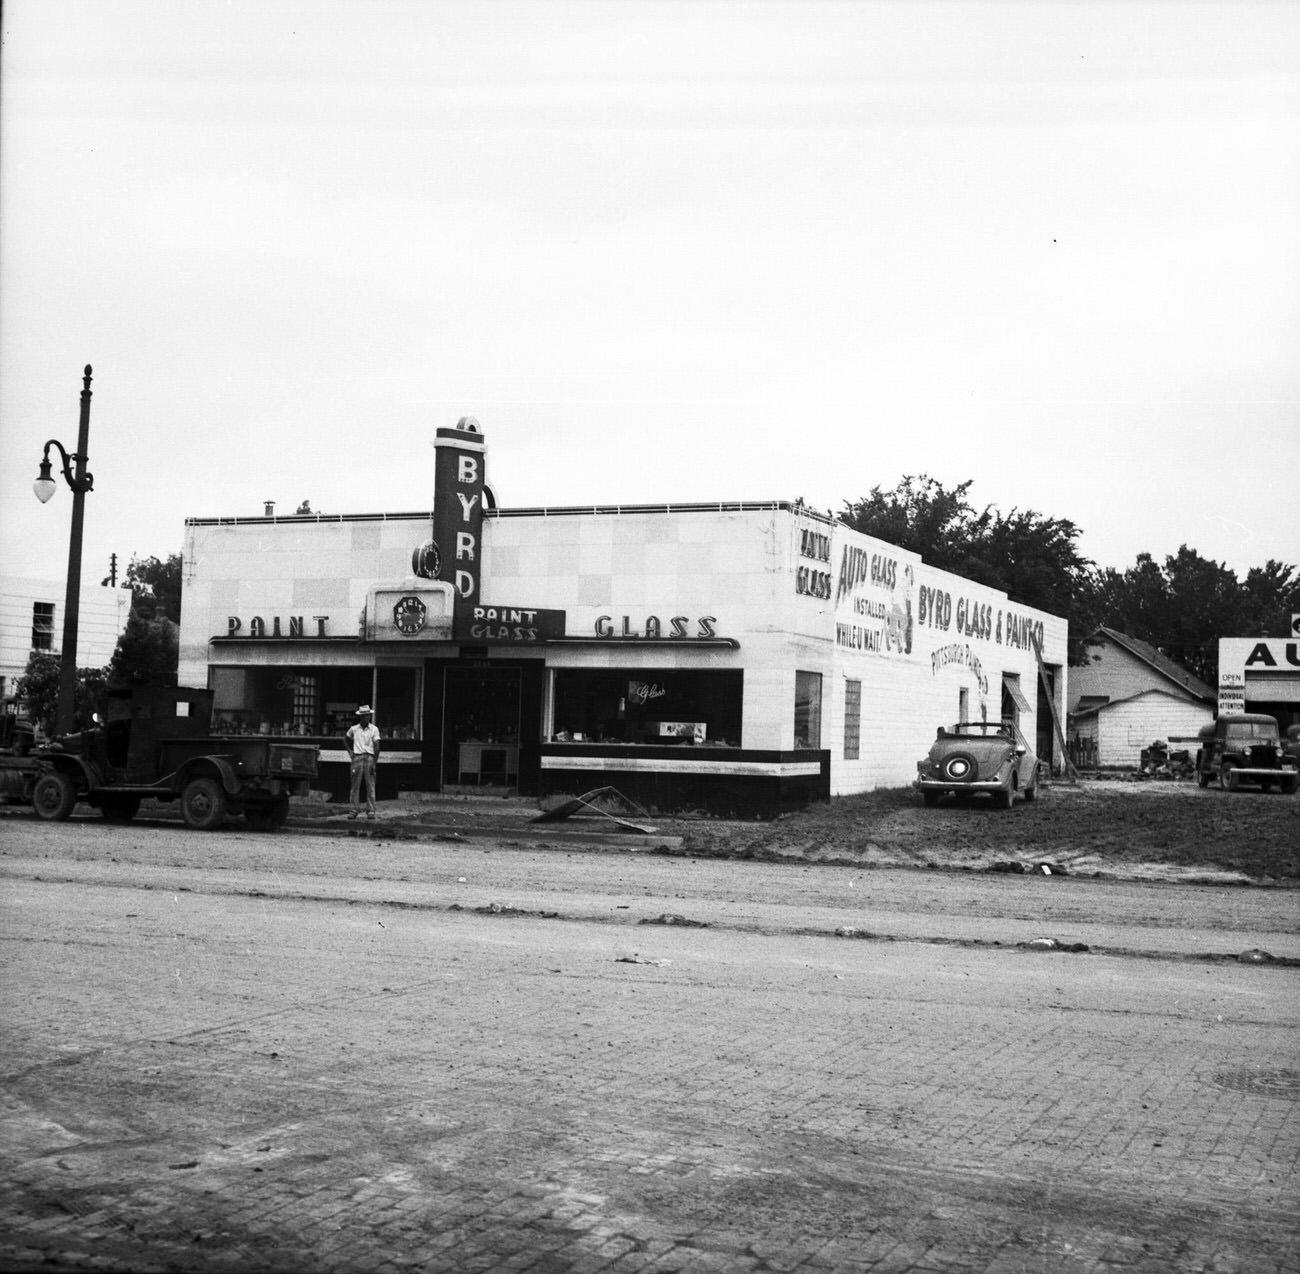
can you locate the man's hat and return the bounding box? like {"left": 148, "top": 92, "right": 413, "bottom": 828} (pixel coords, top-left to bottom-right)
{"left": 357, "top": 705, "right": 372, "bottom": 715}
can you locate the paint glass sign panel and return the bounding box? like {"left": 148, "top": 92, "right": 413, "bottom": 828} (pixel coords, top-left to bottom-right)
{"left": 455, "top": 604, "right": 567, "bottom": 643}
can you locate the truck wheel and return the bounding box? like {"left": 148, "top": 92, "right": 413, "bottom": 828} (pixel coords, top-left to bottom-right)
{"left": 100, "top": 795, "right": 141, "bottom": 823}
{"left": 181, "top": 777, "right": 227, "bottom": 830}
{"left": 1196, "top": 767, "right": 1212, "bottom": 788}
{"left": 1220, "top": 764, "right": 1239, "bottom": 792}
{"left": 921, "top": 790, "right": 939, "bottom": 807}
{"left": 33, "top": 771, "right": 77, "bottom": 821}
{"left": 1282, "top": 773, "right": 1300, "bottom": 796}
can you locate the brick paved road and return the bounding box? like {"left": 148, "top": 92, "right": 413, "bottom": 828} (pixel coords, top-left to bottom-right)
{"left": 1, "top": 819, "right": 1297, "bottom": 1273}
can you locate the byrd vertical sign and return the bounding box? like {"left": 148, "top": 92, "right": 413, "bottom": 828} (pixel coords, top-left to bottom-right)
{"left": 432, "top": 417, "right": 487, "bottom": 625}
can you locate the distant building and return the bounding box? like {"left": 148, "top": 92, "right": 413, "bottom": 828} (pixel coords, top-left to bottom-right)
{"left": 0, "top": 575, "right": 133, "bottom": 701}
{"left": 1217, "top": 637, "right": 1300, "bottom": 734}
{"left": 1068, "top": 627, "right": 1214, "bottom": 768}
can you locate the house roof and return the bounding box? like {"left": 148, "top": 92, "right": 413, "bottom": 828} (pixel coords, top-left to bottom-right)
{"left": 1070, "top": 686, "right": 1215, "bottom": 721}
{"left": 1092, "top": 627, "right": 1215, "bottom": 703}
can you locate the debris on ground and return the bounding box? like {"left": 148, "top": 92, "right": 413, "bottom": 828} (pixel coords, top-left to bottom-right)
{"left": 1022, "top": 937, "right": 1090, "bottom": 953}
{"left": 533, "top": 786, "right": 656, "bottom": 833}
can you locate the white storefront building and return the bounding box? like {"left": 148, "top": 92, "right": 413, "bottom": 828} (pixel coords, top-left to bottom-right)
{"left": 178, "top": 421, "right": 1068, "bottom": 815}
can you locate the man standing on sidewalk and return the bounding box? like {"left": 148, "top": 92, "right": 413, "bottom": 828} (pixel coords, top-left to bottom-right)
{"left": 345, "top": 706, "right": 381, "bottom": 819}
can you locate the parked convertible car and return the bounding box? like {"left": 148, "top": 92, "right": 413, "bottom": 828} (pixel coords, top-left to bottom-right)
{"left": 915, "top": 720, "right": 1041, "bottom": 809}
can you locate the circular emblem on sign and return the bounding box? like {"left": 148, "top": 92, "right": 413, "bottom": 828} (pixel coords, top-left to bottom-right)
{"left": 412, "top": 540, "right": 441, "bottom": 580}
{"left": 393, "top": 596, "right": 427, "bottom": 636}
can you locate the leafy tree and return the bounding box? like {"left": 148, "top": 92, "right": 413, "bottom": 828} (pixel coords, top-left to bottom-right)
{"left": 1092, "top": 548, "right": 1299, "bottom": 686}
{"left": 108, "top": 612, "right": 179, "bottom": 688}
{"left": 15, "top": 653, "right": 109, "bottom": 735}
{"left": 1239, "top": 560, "right": 1300, "bottom": 637}
{"left": 125, "top": 553, "right": 182, "bottom": 623}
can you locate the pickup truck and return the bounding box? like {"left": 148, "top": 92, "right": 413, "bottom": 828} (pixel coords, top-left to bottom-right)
{"left": 19, "top": 685, "right": 319, "bottom": 830}
{"left": 1194, "top": 713, "right": 1299, "bottom": 794}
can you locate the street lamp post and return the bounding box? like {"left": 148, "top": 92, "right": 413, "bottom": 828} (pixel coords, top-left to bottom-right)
{"left": 32, "top": 365, "right": 95, "bottom": 737}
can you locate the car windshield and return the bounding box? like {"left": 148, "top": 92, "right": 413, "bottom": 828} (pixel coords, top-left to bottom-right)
{"left": 943, "top": 722, "right": 1015, "bottom": 742}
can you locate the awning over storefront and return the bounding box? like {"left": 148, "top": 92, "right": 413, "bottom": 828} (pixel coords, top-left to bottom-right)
{"left": 1002, "top": 675, "right": 1032, "bottom": 715}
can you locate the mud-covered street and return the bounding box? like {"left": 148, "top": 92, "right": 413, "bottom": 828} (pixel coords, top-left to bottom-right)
{"left": 1, "top": 812, "right": 1298, "bottom": 1274}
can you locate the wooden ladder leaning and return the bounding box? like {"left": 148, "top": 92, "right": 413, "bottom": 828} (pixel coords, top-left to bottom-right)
{"left": 1030, "top": 630, "right": 1079, "bottom": 783}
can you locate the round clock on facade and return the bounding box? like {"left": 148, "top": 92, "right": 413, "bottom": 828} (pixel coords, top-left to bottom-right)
{"left": 393, "top": 596, "right": 427, "bottom": 636}
{"left": 412, "top": 540, "right": 441, "bottom": 580}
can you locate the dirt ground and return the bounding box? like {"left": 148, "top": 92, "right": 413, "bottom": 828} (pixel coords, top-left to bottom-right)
{"left": 665, "top": 777, "right": 1300, "bottom": 884}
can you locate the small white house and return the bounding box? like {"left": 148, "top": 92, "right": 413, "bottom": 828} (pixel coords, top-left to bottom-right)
{"left": 1068, "top": 627, "right": 1214, "bottom": 768}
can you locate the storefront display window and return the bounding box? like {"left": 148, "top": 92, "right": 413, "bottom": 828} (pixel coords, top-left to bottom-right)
{"left": 375, "top": 668, "right": 420, "bottom": 739}
{"left": 210, "top": 665, "right": 420, "bottom": 738}
{"left": 794, "top": 671, "right": 822, "bottom": 749}
{"left": 551, "top": 669, "right": 742, "bottom": 747}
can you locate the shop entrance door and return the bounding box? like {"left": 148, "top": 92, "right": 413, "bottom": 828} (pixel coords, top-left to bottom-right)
{"left": 441, "top": 665, "right": 522, "bottom": 788}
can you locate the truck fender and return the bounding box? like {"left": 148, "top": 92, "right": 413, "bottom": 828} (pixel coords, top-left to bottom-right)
{"left": 41, "top": 754, "right": 103, "bottom": 794}
{"left": 176, "top": 757, "right": 241, "bottom": 797}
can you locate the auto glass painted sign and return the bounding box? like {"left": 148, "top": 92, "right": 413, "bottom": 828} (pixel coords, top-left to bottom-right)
{"left": 834, "top": 544, "right": 914, "bottom": 655}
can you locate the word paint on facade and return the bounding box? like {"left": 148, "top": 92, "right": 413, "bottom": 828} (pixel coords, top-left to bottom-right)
{"left": 227, "top": 616, "right": 330, "bottom": 637}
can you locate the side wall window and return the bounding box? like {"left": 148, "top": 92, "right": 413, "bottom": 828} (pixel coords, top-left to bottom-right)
{"left": 32, "top": 602, "right": 55, "bottom": 651}
{"left": 794, "top": 671, "right": 822, "bottom": 750}
{"left": 843, "top": 679, "right": 861, "bottom": 760}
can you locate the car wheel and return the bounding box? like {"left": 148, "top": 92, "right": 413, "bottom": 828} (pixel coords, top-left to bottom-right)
{"left": 1220, "top": 764, "right": 1239, "bottom": 792}
{"left": 33, "top": 771, "right": 78, "bottom": 821}
{"left": 939, "top": 752, "right": 979, "bottom": 783}
{"left": 921, "top": 790, "right": 939, "bottom": 807}
{"left": 1023, "top": 775, "right": 1038, "bottom": 802}
{"left": 181, "top": 776, "right": 228, "bottom": 830}
{"left": 993, "top": 785, "right": 1013, "bottom": 810}
{"left": 100, "top": 794, "right": 140, "bottom": 823}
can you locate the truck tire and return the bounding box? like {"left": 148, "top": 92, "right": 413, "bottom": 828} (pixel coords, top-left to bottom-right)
{"left": 1282, "top": 772, "right": 1300, "bottom": 796}
{"left": 1220, "top": 763, "right": 1239, "bottom": 792}
{"left": 1197, "top": 767, "right": 1212, "bottom": 788}
{"left": 33, "top": 771, "right": 77, "bottom": 821}
{"left": 181, "top": 776, "right": 227, "bottom": 830}
{"left": 100, "top": 795, "right": 141, "bottom": 823}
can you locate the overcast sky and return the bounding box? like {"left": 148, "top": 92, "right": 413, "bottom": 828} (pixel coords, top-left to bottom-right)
{"left": 2, "top": 0, "right": 1297, "bottom": 596}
